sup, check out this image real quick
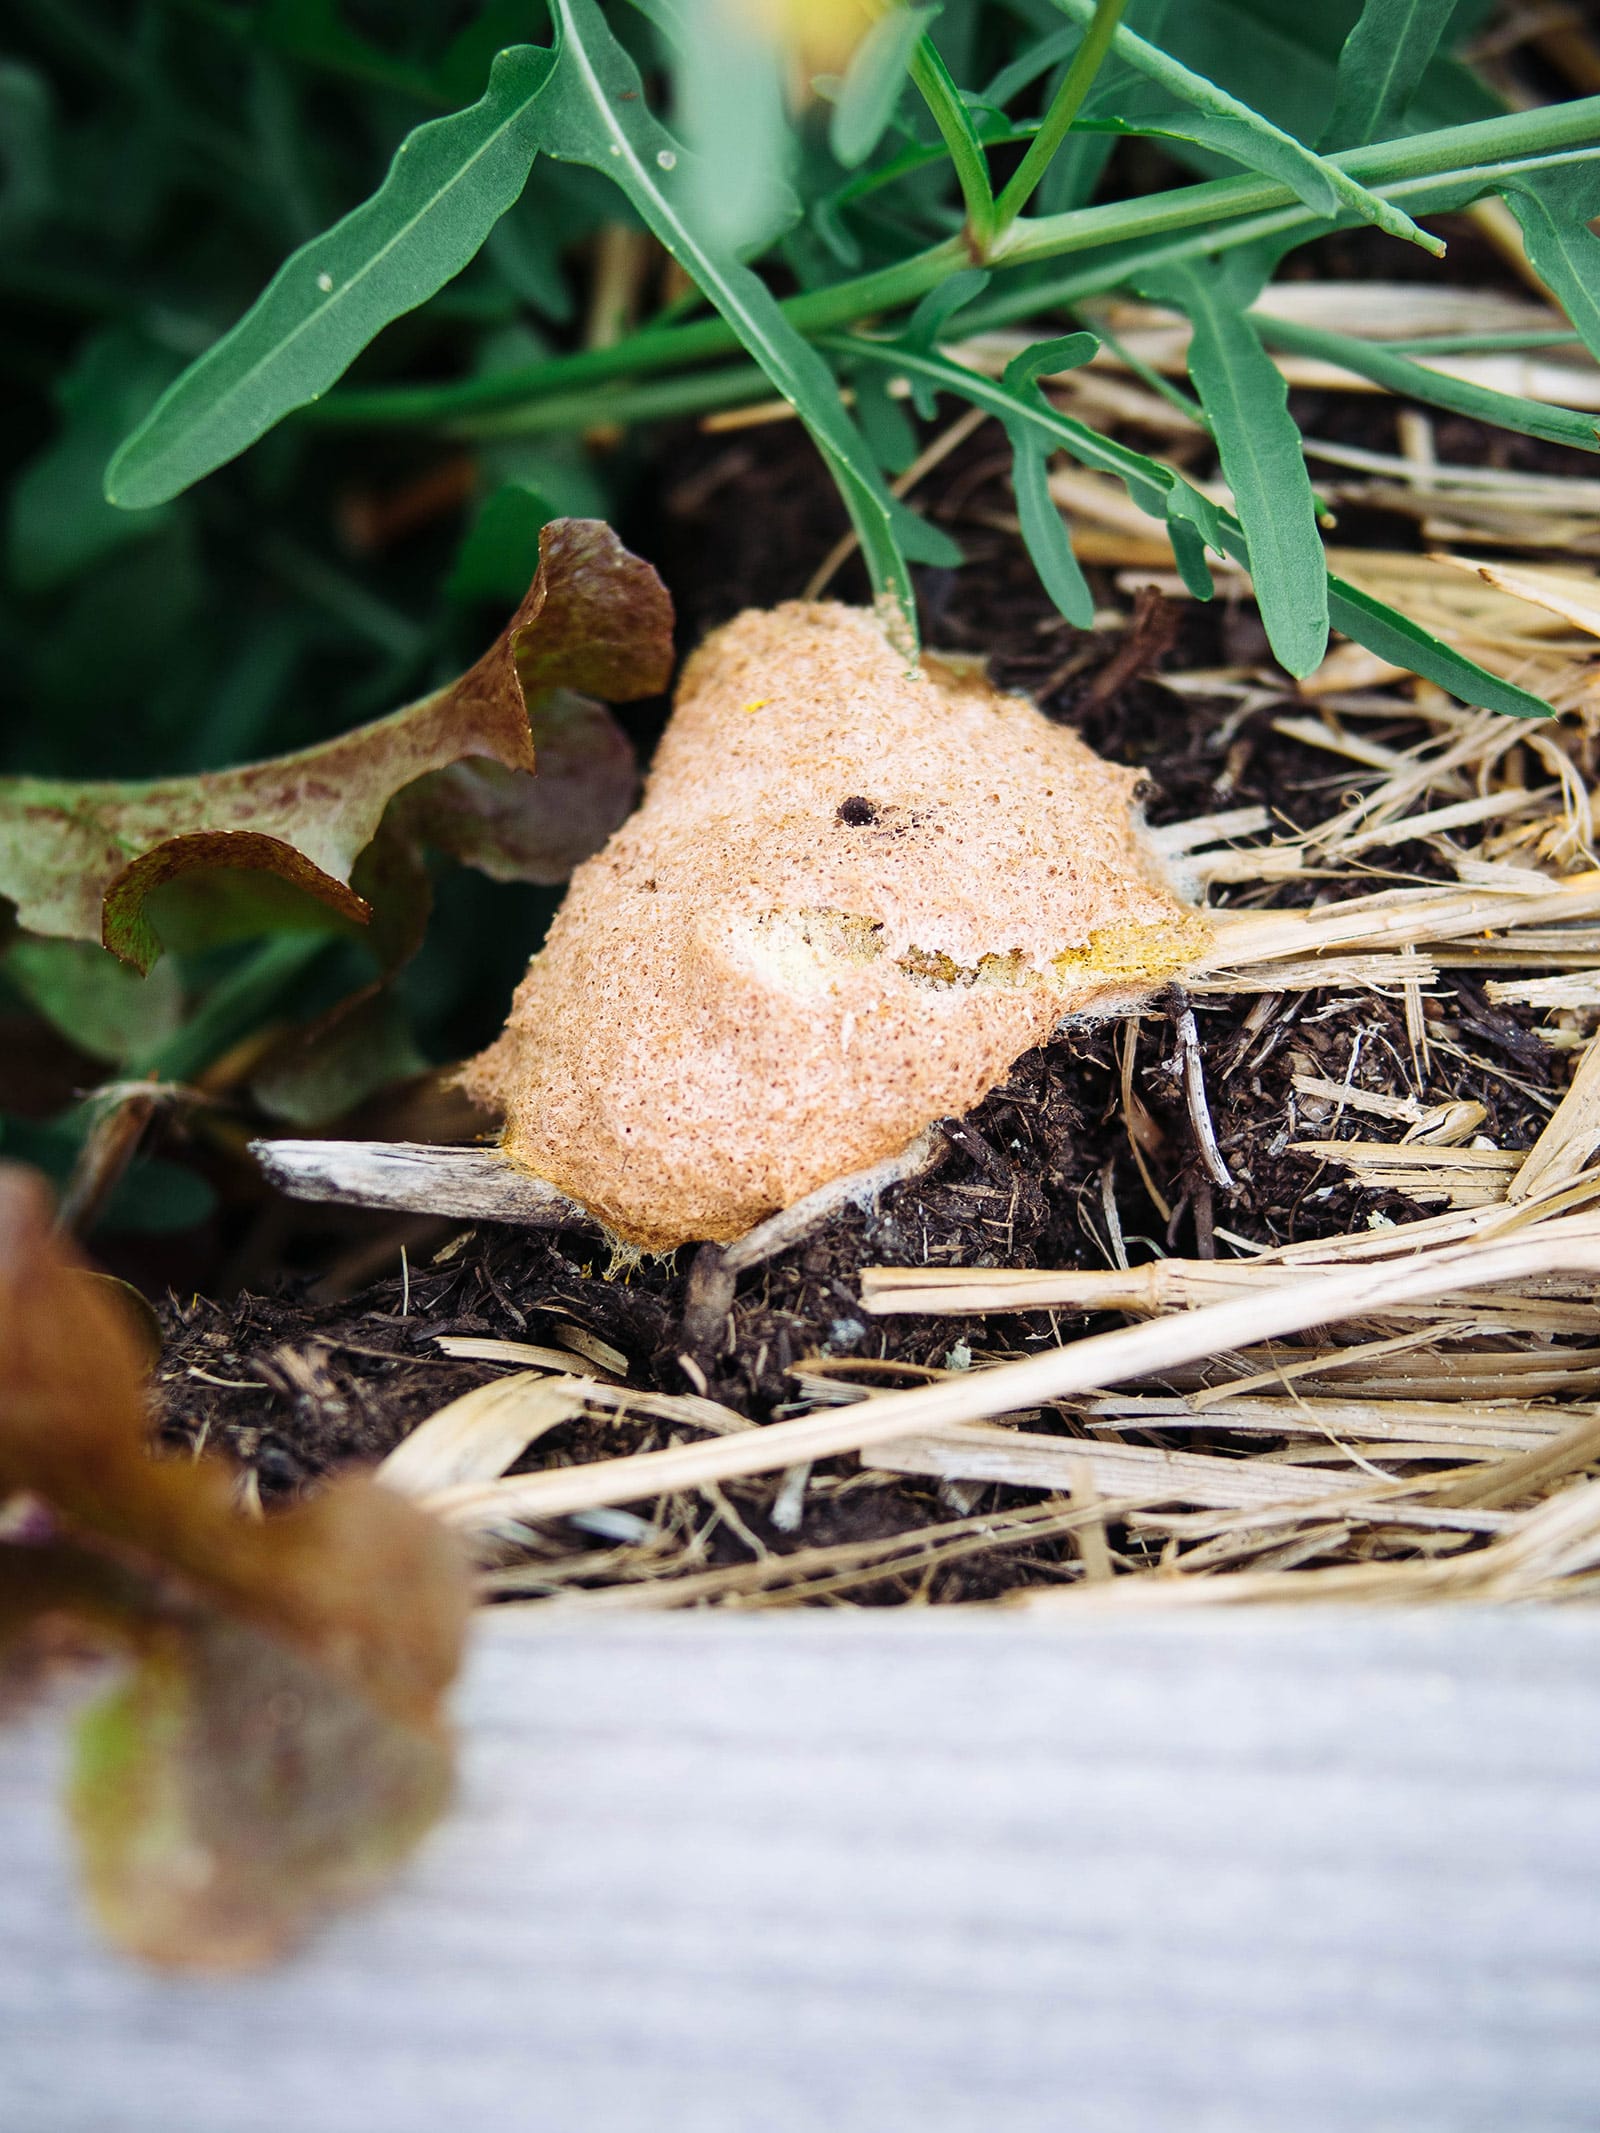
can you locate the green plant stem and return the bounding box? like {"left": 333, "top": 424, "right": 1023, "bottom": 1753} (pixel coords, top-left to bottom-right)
{"left": 307, "top": 96, "right": 1600, "bottom": 431}
{"left": 311, "top": 236, "right": 963, "bottom": 424}
{"left": 1384, "top": 329, "right": 1583, "bottom": 353}
{"left": 998, "top": 112, "right": 1600, "bottom": 267}
{"left": 133, "top": 935, "right": 335, "bottom": 1084}
{"left": 973, "top": 143, "right": 1600, "bottom": 329}
{"left": 454, "top": 361, "right": 774, "bottom": 437}
{"left": 821, "top": 123, "right": 1040, "bottom": 233}
{"left": 991, "top": 0, "right": 1128, "bottom": 239}
{"left": 908, "top": 36, "right": 998, "bottom": 252}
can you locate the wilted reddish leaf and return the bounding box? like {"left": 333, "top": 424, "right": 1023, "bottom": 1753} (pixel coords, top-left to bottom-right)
{"left": 0, "top": 519, "right": 671, "bottom": 973}
{"left": 390, "top": 687, "right": 639, "bottom": 886}
{"left": 0, "top": 1164, "right": 471, "bottom": 1963}
{"left": 506, "top": 516, "right": 676, "bottom": 700}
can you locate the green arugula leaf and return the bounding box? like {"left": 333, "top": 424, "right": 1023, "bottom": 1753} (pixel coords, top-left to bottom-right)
{"left": 1323, "top": 0, "right": 1459, "bottom": 150}
{"left": 1499, "top": 163, "right": 1600, "bottom": 367}
{"left": 1001, "top": 336, "right": 1101, "bottom": 626}
{"left": 1369, "top": 155, "right": 1600, "bottom": 368}
{"left": 535, "top": 0, "right": 920, "bottom": 637}
{"left": 900, "top": 267, "right": 991, "bottom": 416}
{"left": 1083, "top": 109, "right": 1431, "bottom": 216}
{"left": 105, "top": 45, "right": 556, "bottom": 510}
{"left": 1320, "top": 570, "right": 1552, "bottom": 722}
{"left": 833, "top": 332, "right": 1551, "bottom": 716}
{"left": 888, "top": 495, "right": 966, "bottom": 570}
{"left": 854, "top": 367, "right": 921, "bottom": 474}
{"left": 1049, "top": 0, "right": 1441, "bottom": 253}
{"left": 832, "top": 6, "right": 941, "bottom": 168}
{"left": 1251, "top": 310, "right": 1600, "bottom": 453}
{"left": 1139, "top": 257, "right": 1328, "bottom": 676}
{"left": 903, "top": 265, "right": 993, "bottom": 347}
{"left": 1012, "top": 441, "right": 1092, "bottom": 625}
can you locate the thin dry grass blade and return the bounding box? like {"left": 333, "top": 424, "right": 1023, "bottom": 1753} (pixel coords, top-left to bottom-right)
{"left": 1510, "top": 1031, "right": 1600, "bottom": 1202}
{"left": 498, "top": 1497, "right": 1110, "bottom": 1613}
{"left": 378, "top": 1373, "right": 590, "bottom": 1496}
{"left": 857, "top": 1423, "right": 1508, "bottom": 1529}
{"left": 421, "top": 1218, "right": 1600, "bottom": 1534}
{"left": 432, "top": 1335, "right": 626, "bottom": 1380}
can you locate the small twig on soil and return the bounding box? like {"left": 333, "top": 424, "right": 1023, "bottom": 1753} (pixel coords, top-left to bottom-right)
{"left": 1077, "top": 584, "right": 1182, "bottom": 710}
{"left": 720, "top": 1127, "right": 950, "bottom": 1273}
{"left": 250, "top": 1127, "right": 950, "bottom": 1260}
{"left": 1169, "top": 988, "right": 1235, "bottom": 1192}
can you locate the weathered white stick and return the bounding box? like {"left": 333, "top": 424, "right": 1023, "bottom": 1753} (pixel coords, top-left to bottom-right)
{"left": 251, "top": 1127, "right": 947, "bottom": 1258}
{"left": 249, "top": 1138, "right": 595, "bottom": 1228}
{"left": 721, "top": 1127, "right": 948, "bottom": 1273}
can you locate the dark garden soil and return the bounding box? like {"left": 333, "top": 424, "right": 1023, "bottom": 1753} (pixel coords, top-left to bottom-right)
{"left": 145, "top": 369, "right": 1574, "bottom": 1604}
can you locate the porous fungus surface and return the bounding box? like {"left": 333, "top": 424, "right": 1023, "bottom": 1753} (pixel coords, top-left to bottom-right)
{"left": 464, "top": 601, "right": 1209, "bottom": 1247}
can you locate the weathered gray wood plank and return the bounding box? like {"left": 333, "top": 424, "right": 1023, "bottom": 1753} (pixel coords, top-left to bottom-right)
{"left": 4, "top": 1608, "right": 1600, "bottom": 2132}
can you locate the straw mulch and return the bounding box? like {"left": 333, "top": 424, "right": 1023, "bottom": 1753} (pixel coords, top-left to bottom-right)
{"left": 192, "top": 258, "right": 1600, "bottom": 1614}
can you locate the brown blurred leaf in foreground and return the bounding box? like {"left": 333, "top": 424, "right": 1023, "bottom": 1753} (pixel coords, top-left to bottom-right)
{"left": 0, "top": 1163, "right": 471, "bottom": 1966}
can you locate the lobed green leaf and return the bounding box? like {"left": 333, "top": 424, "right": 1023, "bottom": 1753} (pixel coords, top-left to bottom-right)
{"left": 1000, "top": 333, "right": 1099, "bottom": 624}
{"left": 834, "top": 332, "right": 1551, "bottom": 716}
{"left": 1324, "top": 573, "right": 1558, "bottom": 720}
{"left": 1499, "top": 163, "right": 1600, "bottom": 367}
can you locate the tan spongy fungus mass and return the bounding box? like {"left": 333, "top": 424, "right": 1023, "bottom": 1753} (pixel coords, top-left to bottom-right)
{"left": 462, "top": 600, "right": 1209, "bottom": 1248}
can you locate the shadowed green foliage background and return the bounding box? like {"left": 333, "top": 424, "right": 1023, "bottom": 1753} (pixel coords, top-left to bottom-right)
{"left": 3, "top": 0, "right": 1596, "bottom": 1238}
